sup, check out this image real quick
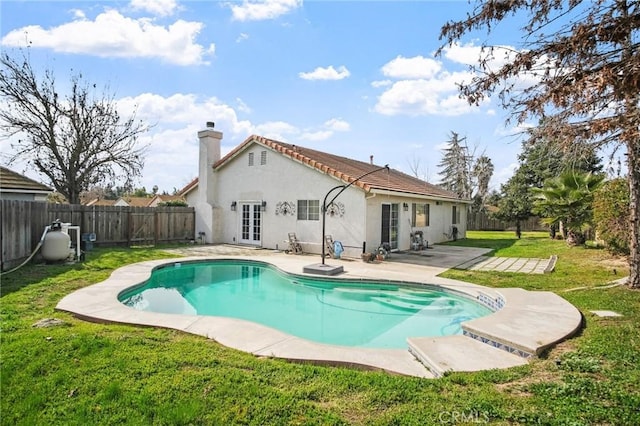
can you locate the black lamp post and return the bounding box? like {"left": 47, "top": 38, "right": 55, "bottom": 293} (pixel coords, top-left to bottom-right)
{"left": 304, "top": 164, "right": 390, "bottom": 275}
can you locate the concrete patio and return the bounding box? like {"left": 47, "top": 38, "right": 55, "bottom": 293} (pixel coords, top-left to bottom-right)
{"left": 56, "top": 245, "right": 582, "bottom": 378}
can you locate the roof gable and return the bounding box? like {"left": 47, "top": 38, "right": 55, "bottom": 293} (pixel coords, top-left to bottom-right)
{"left": 213, "top": 135, "right": 464, "bottom": 201}
{"left": 0, "top": 166, "right": 52, "bottom": 193}
{"left": 178, "top": 177, "right": 198, "bottom": 196}
{"left": 117, "top": 196, "right": 152, "bottom": 207}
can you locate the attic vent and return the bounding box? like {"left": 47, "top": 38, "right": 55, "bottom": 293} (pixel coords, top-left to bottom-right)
{"left": 260, "top": 150, "right": 267, "bottom": 165}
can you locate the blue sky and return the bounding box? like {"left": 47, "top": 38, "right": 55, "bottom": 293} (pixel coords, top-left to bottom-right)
{"left": 1, "top": 0, "right": 532, "bottom": 194}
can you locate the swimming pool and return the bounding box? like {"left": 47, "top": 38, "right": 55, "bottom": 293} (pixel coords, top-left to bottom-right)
{"left": 119, "top": 260, "right": 492, "bottom": 349}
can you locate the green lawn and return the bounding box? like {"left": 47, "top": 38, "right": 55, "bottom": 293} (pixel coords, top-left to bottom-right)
{"left": 1, "top": 235, "right": 639, "bottom": 425}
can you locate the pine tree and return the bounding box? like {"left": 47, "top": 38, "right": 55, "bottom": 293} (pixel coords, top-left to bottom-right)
{"left": 437, "top": 132, "right": 473, "bottom": 199}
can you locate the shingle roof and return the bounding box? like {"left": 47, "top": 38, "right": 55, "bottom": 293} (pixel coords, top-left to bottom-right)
{"left": 154, "top": 194, "right": 185, "bottom": 202}
{"left": 85, "top": 198, "right": 117, "bottom": 206}
{"left": 0, "top": 166, "right": 52, "bottom": 193}
{"left": 214, "top": 135, "right": 465, "bottom": 201}
{"left": 118, "top": 196, "right": 153, "bottom": 207}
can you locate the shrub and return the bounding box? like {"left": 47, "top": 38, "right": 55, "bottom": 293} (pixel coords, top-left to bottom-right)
{"left": 593, "top": 178, "right": 629, "bottom": 254}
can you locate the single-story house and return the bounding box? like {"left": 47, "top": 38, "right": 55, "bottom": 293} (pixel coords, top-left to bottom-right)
{"left": 147, "top": 194, "right": 186, "bottom": 207}
{"left": 83, "top": 198, "right": 117, "bottom": 206}
{"left": 186, "top": 124, "right": 470, "bottom": 257}
{"left": 0, "top": 166, "right": 53, "bottom": 201}
{"left": 114, "top": 196, "right": 154, "bottom": 207}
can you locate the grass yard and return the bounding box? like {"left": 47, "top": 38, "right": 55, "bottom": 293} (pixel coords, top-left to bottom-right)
{"left": 1, "top": 233, "right": 639, "bottom": 425}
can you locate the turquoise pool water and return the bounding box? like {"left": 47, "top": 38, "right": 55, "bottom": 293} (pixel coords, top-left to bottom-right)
{"left": 120, "top": 260, "right": 492, "bottom": 349}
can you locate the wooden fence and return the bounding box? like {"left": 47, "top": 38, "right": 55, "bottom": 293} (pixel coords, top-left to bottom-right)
{"left": 467, "top": 212, "right": 546, "bottom": 232}
{"left": 1, "top": 200, "right": 195, "bottom": 271}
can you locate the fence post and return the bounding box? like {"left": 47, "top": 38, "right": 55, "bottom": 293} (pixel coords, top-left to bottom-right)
{"left": 127, "top": 208, "right": 133, "bottom": 247}
{"left": 154, "top": 210, "right": 159, "bottom": 246}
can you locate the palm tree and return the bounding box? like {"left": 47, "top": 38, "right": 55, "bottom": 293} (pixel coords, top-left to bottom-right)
{"left": 472, "top": 155, "right": 494, "bottom": 209}
{"left": 532, "top": 172, "right": 604, "bottom": 246}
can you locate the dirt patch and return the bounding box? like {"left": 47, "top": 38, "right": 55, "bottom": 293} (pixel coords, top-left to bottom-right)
{"left": 495, "top": 341, "right": 577, "bottom": 397}
{"left": 590, "top": 253, "right": 628, "bottom": 271}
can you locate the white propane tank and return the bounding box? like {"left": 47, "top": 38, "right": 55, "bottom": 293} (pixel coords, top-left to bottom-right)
{"left": 42, "top": 221, "right": 71, "bottom": 262}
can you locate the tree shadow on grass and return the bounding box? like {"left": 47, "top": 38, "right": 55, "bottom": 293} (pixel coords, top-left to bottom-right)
{"left": 443, "top": 238, "right": 518, "bottom": 252}
{"left": 0, "top": 247, "right": 174, "bottom": 298}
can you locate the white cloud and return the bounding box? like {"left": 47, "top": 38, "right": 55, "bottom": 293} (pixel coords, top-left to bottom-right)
{"left": 130, "top": 0, "right": 178, "bottom": 17}
{"left": 381, "top": 55, "right": 442, "bottom": 79}
{"left": 324, "top": 118, "right": 350, "bottom": 132}
{"left": 1, "top": 9, "right": 214, "bottom": 66}
{"left": 372, "top": 41, "right": 552, "bottom": 118}
{"left": 371, "top": 80, "right": 392, "bottom": 88}
{"left": 236, "top": 98, "right": 252, "bottom": 114}
{"left": 114, "top": 93, "right": 307, "bottom": 191}
{"left": 117, "top": 93, "right": 253, "bottom": 135}
{"left": 443, "top": 41, "right": 549, "bottom": 91}
{"left": 297, "top": 117, "right": 351, "bottom": 141}
{"left": 300, "top": 130, "right": 333, "bottom": 141}
{"left": 299, "top": 65, "right": 350, "bottom": 81}
{"left": 253, "top": 121, "right": 299, "bottom": 141}
{"left": 493, "top": 122, "right": 534, "bottom": 137}
{"left": 71, "top": 9, "right": 86, "bottom": 19}
{"left": 373, "top": 49, "right": 493, "bottom": 117}
{"left": 236, "top": 32, "right": 250, "bottom": 43}
{"left": 374, "top": 74, "right": 481, "bottom": 117}
{"left": 443, "top": 42, "right": 522, "bottom": 71}
{"left": 492, "top": 162, "right": 519, "bottom": 189}
{"left": 229, "top": 0, "right": 302, "bottom": 22}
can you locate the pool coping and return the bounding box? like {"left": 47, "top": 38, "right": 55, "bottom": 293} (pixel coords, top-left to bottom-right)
{"left": 55, "top": 253, "right": 583, "bottom": 378}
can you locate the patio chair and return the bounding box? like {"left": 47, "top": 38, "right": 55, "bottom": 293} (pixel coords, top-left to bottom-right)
{"left": 325, "top": 234, "right": 335, "bottom": 258}
{"left": 286, "top": 232, "right": 303, "bottom": 254}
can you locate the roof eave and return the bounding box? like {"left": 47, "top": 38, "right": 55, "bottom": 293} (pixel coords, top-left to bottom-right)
{"left": 0, "top": 188, "right": 52, "bottom": 195}
{"left": 368, "top": 188, "right": 472, "bottom": 203}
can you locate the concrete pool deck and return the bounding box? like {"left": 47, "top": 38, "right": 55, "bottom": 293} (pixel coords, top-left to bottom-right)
{"left": 56, "top": 247, "right": 582, "bottom": 378}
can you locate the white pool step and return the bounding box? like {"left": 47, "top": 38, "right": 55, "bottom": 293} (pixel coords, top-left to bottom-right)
{"left": 408, "top": 335, "right": 528, "bottom": 377}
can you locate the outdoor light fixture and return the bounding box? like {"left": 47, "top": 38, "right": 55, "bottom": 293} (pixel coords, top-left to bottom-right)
{"left": 231, "top": 201, "right": 237, "bottom": 211}
{"left": 261, "top": 200, "right": 267, "bottom": 211}
{"left": 403, "top": 202, "right": 409, "bottom": 211}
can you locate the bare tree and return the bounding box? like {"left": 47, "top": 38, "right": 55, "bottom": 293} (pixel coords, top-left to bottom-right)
{"left": 439, "top": 0, "right": 640, "bottom": 289}
{"left": 407, "top": 152, "right": 430, "bottom": 182}
{"left": 0, "top": 49, "right": 148, "bottom": 204}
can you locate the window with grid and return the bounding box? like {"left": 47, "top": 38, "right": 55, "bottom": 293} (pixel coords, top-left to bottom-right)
{"left": 248, "top": 152, "right": 254, "bottom": 166}
{"left": 297, "top": 200, "right": 320, "bottom": 220}
{"left": 412, "top": 203, "right": 430, "bottom": 227}
{"left": 260, "top": 150, "right": 267, "bottom": 165}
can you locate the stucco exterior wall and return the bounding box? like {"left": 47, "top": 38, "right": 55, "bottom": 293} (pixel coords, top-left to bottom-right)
{"left": 365, "top": 195, "right": 467, "bottom": 252}
{"left": 212, "top": 142, "right": 367, "bottom": 257}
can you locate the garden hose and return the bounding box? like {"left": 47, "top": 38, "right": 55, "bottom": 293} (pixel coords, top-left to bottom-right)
{"left": 0, "top": 226, "right": 50, "bottom": 277}
{"left": 0, "top": 240, "right": 44, "bottom": 276}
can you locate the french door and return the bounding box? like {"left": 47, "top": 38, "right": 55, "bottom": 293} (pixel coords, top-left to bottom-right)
{"left": 381, "top": 203, "right": 399, "bottom": 250}
{"left": 240, "top": 203, "right": 262, "bottom": 245}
